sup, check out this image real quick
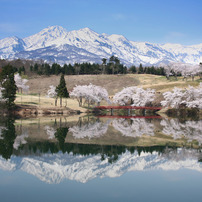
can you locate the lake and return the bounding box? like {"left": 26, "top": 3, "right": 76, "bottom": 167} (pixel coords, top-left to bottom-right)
{"left": 0, "top": 115, "right": 202, "bottom": 202}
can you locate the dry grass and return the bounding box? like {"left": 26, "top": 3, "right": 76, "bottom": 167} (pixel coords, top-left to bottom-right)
{"left": 15, "top": 94, "right": 87, "bottom": 113}
{"left": 16, "top": 74, "right": 201, "bottom": 111}
{"left": 129, "top": 74, "right": 200, "bottom": 92}
{"left": 27, "top": 74, "right": 140, "bottom": 96}
{"left": 27, "top": 74, "right": 201, "bottom": 96}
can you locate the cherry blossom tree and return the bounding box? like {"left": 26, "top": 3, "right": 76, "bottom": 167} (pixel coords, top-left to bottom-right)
{"left": 47, "top": 85, "right": 58, "bottom": 106}
{"left": 131, "top": 88, "right": 156, "bottom": 107}
{"left": 14, "top": 73, "right": 29, "bottom": 93}
{"left": 183, "top": 83, "right": 202, "bottom": 109}
{"left": 178, "top": 63, "right": 200, "bottom": 81}
{"left": 113, "top": 86, "right": 136, "bottom": 106}
{"left": 70, "top": 83, "right": 111, "bottom": 107}
{"left": 164, "top": 64, "right": 171, "bottom": 80}
{"left": 161, "top": 87, "right": 186, "bottom": 108}
{"left": 47, "top": 85, "right": 57, "bottom": 98}
{"left": 163, "top": 62, "right": 201, "bottom": 81}
{"left": 113, "top": 86, "right": 156, "bottom": 106}
{"left": 161, "top": 83, "right": 202, "bottom": 109}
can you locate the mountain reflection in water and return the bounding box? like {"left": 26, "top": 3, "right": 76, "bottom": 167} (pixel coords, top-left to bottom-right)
{"left": 0, "top": 115, "right": 201, "bottom": 184}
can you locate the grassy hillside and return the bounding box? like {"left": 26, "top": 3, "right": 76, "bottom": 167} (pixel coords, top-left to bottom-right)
{"left": 14, "top": 74, "right": 201, "bottom": 112}
{"left": 27, "top": 74, "right": 201, "bottom": 96}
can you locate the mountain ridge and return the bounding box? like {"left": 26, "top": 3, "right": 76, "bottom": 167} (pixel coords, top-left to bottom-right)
{"left": 0, "top": 149, "right": 201, "bottom": 184}
{"left": 0, "top": 25, "right": 201, "bottom": 66}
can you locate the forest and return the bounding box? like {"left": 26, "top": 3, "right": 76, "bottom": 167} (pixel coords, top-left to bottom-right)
{"left": 0, "top": 56, "right": 166, "bottom": 76}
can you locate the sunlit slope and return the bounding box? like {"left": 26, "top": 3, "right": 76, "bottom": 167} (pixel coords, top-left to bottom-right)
{"left": 26, "top": 74, "right": 201, "bottom": 96}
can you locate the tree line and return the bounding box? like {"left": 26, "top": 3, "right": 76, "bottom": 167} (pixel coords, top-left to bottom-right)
{"left": 28, "top": 56, "right": 166, "bottom": 76}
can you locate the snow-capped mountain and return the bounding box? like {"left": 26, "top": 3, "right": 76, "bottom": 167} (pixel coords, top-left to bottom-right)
{"left": 0, "top": 25, "right": 202, "bottom": 66}
{"left": 0, "top": 148, "right": 201, "bottom": 184}
{"left": 0, "top": 36, "right": 26, "bottom": 58}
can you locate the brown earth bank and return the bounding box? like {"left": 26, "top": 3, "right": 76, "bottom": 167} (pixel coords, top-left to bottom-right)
{"left": 13, "top": 105, "right": 81, "bottom": 118}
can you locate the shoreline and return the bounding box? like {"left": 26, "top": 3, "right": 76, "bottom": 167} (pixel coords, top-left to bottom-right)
{"left": 13, "top": 104, "right": 82, "bottom": 118}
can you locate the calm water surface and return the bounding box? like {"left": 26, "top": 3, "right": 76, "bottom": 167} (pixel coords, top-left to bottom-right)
{"left": 0, "top": 115, "right": 202, "bottom": 202}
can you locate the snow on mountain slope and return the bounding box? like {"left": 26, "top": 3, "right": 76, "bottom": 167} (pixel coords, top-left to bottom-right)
{"left": 0, "top": 148, "right": 201, "bottom": 184}
{"left": 0, "top": 36, "right": 25, "bottom": 59}
{"left": 0, "top": 25, "right": 202, "bottom": 65}
{"left": 24, "top": 25, "right": 68, "bottom": 50}
{"left": 65, "top": 28, "right": 114, "bottom": 59}
{"left": 16, "top": 44, "right": 101, "bottom": 64}
{"left": 161, "top": 43, "right": 202, "bottom": 64}
{"left": 130, "top": 41, "right": 175, "bottom": 65}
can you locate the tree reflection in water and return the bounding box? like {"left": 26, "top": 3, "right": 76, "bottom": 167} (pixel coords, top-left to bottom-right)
{"left": 44, "top": 126, "right": 56, "bottom": 139}
{"left": 0, "top": 116, "right": 202, "bottom": 163}
{"left": 0, "top": 116, "right": 202, "bottom": 184}
{"left": 13, "top": 132, "right": 28, "bottom": 150}
{"left": 0, "top": 117, "right": 16, "bottom": 159}
{"left": 112, "top": 118, "right": 154, "bottom": 137}
{"left": 69, "top": 118, "right": 111, "bottom": 139}
{"left": 160, "top": 119, "right": 202, "bottom": 144}
{"left": 54, "top": 127, "right": 69, "bottom": 153}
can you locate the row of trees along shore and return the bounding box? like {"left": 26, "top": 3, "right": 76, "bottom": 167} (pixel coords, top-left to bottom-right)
{"left": 47, "top": 83, "right": 202, "bottom": 110}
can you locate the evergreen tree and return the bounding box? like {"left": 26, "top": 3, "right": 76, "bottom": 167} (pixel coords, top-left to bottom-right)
{"left": 150, "top": 66, "right": 155, "bottom": 74}
{"left": 30, "top": 65, "right": 33, "bottom": 72}
{"left": 69, "top": 64, "right": 75, "bottom": 75}
{"left": 56, "top": 74, "right": 69, "bottom": 107}
{"left": 130, "top": 65, "right": 137, "bottom": 73}
{"left": 33, "top": 63, "right": 38, "bottom": 72}
{"left": 0, "top": 65, "right": 17, "bottom": 110}
{"left": 138, "top": 63, "right": 144, "bottom": 74}
{"left": 44, "top": 63, "right": 51, "bottom": 76}
{"left": 109, "top": 55, "right": 116, "bottom": 74}
{"left": 63, "top": 64, "right": 69, "bottom": 75}
{"left": 102, "top": 58, "right": 107, "bottom": 74}
{"left": 145, "top": 67, "right": 151, "bottom": 74}
{"left": 55, "top": 63, "right": 61, "bottom": 75}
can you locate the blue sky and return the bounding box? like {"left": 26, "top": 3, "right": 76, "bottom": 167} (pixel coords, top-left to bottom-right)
{"left": 0, "top": 0, "right": 201, "bottom": 45}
